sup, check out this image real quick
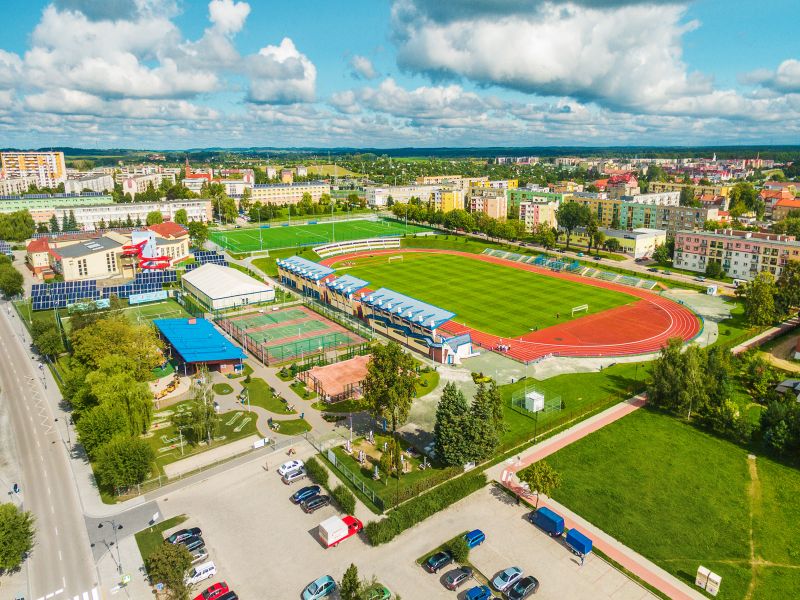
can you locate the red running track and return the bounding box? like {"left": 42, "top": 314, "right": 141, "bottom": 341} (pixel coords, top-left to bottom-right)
{"left": 321, "top": 249, "right": 702, "bottom": 363}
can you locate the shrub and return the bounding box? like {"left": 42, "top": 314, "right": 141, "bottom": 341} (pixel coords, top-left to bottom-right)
{"left": 364, "top": 472, "right": 487, "bottom": 545}
{"left": 304, "top": 457, "right": 329, "bottom": 487}
{"left": 446, "top": 535, "right": 470, "bottom": 564}
{"left": 332, "top": 484, "right": 356, "bottom": 514}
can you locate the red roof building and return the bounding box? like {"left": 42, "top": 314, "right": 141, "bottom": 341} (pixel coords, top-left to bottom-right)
{"left": 772, "top": 197, "right": 800, "bottom": 221}
{"left": 147, "top": 222, "right": 188, "bottom": 239}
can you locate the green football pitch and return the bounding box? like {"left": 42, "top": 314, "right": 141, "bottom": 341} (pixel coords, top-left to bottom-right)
{"left": 337, "top": 253, "right": 634, "bottom": 338}
{"left": 210, "top": 218, "right": 434, "bottom": 252}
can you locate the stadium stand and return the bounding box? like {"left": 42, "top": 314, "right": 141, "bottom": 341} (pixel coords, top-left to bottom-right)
{"left": 314, "top": 237, "right": 401, "bottom": 258}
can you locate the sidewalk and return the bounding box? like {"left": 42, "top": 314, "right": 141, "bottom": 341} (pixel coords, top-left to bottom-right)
{"left": 163, "top": 435, "right": 261, "bottom": 478}
{"left": 731, "top": 316, "right": 799, "bottom": 354}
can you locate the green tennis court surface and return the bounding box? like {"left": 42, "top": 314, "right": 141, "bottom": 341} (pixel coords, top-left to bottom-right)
{"left": 228, "top": 308, "right": 308, "bottom": 330}
{"left": 266, "top": 332, "right": 356, "bottom": 361}
{"left": 246, "top": 320, "right": 329, "bottom": 344}
{"left": 210, "top": 218, "right": 434, "bottom": 252}
{"left": 336, "top": 252, "right": 635, "bottom": 338}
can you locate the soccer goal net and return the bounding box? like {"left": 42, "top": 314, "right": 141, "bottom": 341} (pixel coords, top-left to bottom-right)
{"left": 387, "top": 255, "right": 404, "bottom": 263}
{"left": 571, "top": 304, "right": 589, "bottom": 317}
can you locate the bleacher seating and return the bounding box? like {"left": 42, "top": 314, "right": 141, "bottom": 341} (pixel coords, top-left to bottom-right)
{"left": 595, "top": 271, "right": 619, "bottom": 282}
{"left": 314, "top": 237, "right": 401, "bottom": 258}
{"left": 618, "top": 275, "right": 641, "bottom": 287}
{"left": 567, "top": 261, "right": 582, "bottom": 272}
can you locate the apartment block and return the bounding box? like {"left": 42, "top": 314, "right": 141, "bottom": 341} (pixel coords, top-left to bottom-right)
{"left": 649, "top": 181, "right": 731, "bottom": 198}
{"left": 674, "top": 229, "right": 800, "bottom": 280}
{"left": 568, "top": 196, "right": 717, "bottom": 234}
{"left": 251, "top": 181, "right": 331, "bottom": 205}
{"left": 469, "top": 188, "right": 507, "bottom": 221}
{"left": 365, "top": 185, "right": 436, "bottom": 207}
{"left": 0, "top": 176, "right": 38, "bottom": 196}
{"left": 507, "top": 189, "right": 566, "bottom": 211}
{"left": 431, "top": 188, "right": 465, "bottom": 212}
{"left": 122, "top": 173, "right": 175, "bottom": 198}
{"left": 620, "top": 191, "right": 680, "bottom": 206}
{"left": 416, "top": 175, "right": 464, "bottom": 185}
{"left": 519, "top": 201, "right": 558, "bottom": 231}
{"left": 51, "top": 200, "right": 212, "bottom": 231}
{"left": 1, "top": 151, "right": 67, "bottom": 188}
{"left": 0, "top": 193, "right": 111, "bottom": 224}
{"left": 571, "top": 227, "right": 666, "bottom": 259}
{"left": 64, "top": 173, "right": 114, "bottom": 194}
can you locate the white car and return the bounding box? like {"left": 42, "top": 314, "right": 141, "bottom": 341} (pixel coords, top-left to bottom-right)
{"left": 185, "top": 561, "right": 216, "bottom": 585}
{"left": 278, "top": 459, "right": 304, "bottom": 476}
{"left": 492, "top": 566, "right": 523, "bottom": 592}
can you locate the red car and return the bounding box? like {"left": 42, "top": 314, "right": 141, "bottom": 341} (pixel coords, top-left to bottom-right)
{"left": 193, "top": 582, "right": 229, "bottom": 600}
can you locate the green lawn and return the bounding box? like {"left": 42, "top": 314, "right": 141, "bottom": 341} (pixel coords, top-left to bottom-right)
{"left": 415, "top": 369, "right": 440, "bottom": 398}
{"left": 213, "top": 383, "right": 234, "bottom": 395}
{"left": 211, "top": 218, "right": 434, "bottom": 252}
{"left": 337, "top": 252, "right": 634, "bottom": 338}
{"left": 290, "top": 380, "right": 317, "bottom": 400}
{"left": 243, "top": 377, "right": 296, "bottom": 414}
{"left": 273, "top": 418, "right": 312, "bottom": 435}
{"left": 546, "top": 408, "right": 800, "bottom": 600}
{"left": 311, "top": 398, "right": 366, "bottom": 413}
{"left": 134, "top": 514, "right": 187, "bottom": 562}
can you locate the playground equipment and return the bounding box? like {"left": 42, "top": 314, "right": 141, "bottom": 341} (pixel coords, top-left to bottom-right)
{"left": 122, "top": 230, "right": 171, "bottom": 270}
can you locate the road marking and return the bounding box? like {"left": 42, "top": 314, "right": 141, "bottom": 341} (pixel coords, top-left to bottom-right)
{"left": 58, "top": 549, "right": 62, "bottom": 561}
{"left": 51, "top": 504, "right": 55, "bottom": 515}
{"left": 47, "top": 486, "right": 51, "bottom": 496}
{"left": 91, "top": 589, "right": 99, "bottom": 600}
{"left": 54, "top": 526, "right": 58, "bottom": 536}
{"left": 83, "top": 591, "right": 90, "bottom": 600}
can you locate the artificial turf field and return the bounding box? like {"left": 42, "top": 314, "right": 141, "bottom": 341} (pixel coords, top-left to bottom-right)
{"left": 546, "top": 408, "right": 800, "bottom": 600}
{"left": 210, "top": 218, "right": 434, "bottom": 252}
{"left": 336, "top": 252, "right": 634, "bottom": 338}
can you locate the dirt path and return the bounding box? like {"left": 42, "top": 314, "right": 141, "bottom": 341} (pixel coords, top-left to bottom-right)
{"left": 759, "top": 334, "right": 800, "bottom": 373}
{"left": 744, "top": 454, "right": 761, "bottom": 600}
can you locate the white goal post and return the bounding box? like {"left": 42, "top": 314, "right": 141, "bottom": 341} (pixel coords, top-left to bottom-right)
{"left": 571, "top": 304, "right": 589, "bottom": 317}
{"left": 387, "top": 255, "right": 404, "bottom": 263}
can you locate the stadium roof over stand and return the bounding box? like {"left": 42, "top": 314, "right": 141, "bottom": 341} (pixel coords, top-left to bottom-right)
{"left": 363, "top": 288, "right": 456, "bottom": 329}
{"left": 277, "top": 256, "right": 334, "bottom": 280}
{"left": 327, "top": 274, "right": 369, "bottom": 295}
{"left": 154, "top": 318, "right": 246, "bottom": 364}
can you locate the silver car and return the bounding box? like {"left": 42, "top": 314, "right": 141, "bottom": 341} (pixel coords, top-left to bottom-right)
{"left": 282, "top": 467, "right": 307, "bottom": 485}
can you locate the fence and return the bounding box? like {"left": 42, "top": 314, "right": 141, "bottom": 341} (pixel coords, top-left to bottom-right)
{"left": 325, "top": 448, "right": 386, "bottom": 512}
{"left": 302, "top": 296, "right": 375, "bottom": 341}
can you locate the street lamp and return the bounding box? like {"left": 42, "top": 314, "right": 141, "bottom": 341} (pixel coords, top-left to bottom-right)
{"left": 98, "top": 520, "right": 124, "bottom": 574}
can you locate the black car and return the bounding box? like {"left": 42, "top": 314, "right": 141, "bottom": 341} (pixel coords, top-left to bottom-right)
{"left": 291, "top": 485, "right": 321, "bottom": 504}
{"left": 424, "top": 551, "right": 453, "bottom": 573}
{"left": 177, "top": 534, "right": 205, "bottom": 552}
{"left": 444, "top": 566, "right": 473, "bottom": 590}
{"left": 647, "top": 268, "right": 659, "bottom": 273}
{"left": 302, "top": 494, "right": 331, "bottom": 513}
{"left": 165, "top": 527, "right": 202, "bottom": 545}
{"left": 216, "top": 593, "right": 238, "bottom": 600}
{"left": 506, "top": 576, "right": 540, "bottom": 599}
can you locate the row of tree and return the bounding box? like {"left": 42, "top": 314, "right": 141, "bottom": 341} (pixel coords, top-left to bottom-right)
{"left": 0, "top": 255, "right": 23, "bottom": 298}
{"left": 736, "top": 262, "right": 800, "bottom": 326}
{"left": 434, "top": 382, "right": 503, "bottom": 466}
{"left": 0, "top": 210, "right": 36, "bottom": 241}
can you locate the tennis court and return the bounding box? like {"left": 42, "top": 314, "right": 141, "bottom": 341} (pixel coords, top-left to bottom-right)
{"left": 217, "top": 305, "right": 366, "bottom": 365}
{"left": 210, "top": 218, "right": 434, "bottom": 252}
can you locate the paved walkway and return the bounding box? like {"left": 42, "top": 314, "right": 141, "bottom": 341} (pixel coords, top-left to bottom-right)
{"left": 731, "top": 316, "right": 799, "bottom": 354}
{"left": 488, "top": 395, "right": 706, "bottom": 600}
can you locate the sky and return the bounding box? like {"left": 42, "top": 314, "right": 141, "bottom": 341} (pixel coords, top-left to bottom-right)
{"left": 0, "top": 0, "right": 798, "bottom": 150}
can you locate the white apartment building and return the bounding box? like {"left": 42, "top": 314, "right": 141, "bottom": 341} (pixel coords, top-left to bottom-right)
{"left": 53, "top": 200, "right": 212, "bottom": 231}
{"left": 296, "top": 166, "right": 308, "bottom": 177}
{"left": 122, "top": 173, "right": 176, "bottom": 198}
{"left": 365, "top": 185, "right": 436, "bottom": 207}
{"left": 250, "top": 181, "right": 331, "bottom": 205}
{"left": 65, "top": 173, "right": 114, "bottom": 194}
{"left": 621, "top": 191, "right": 680, "bottom": 206}
{"left": 0, "top": 176, "right": 38, "bottom": 196}
{"left": 1, "top": 151, "right": 67, "bottom": 188}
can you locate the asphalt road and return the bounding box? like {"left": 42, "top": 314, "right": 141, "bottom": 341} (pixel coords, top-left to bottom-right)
{"left": 0, "top": 304, "right": 98, "bottom": 600}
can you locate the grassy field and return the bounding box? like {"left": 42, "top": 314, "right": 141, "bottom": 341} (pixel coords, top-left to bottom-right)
{"left": 134, "top": 514, "right": 187, "bottom": 562}
{"left": 336, "top": 252, "right": 634, "bottom": 338}
{"left": 243, "top": 378, "right": 296, "bottom": 414}
{"left": 306, "top": 164, "right": 361, "bottom": 177}
{"left": 546, "top": 408, "right": 800, "bottom": 600}
{"left": 211, "top": 218, "right": 434, "bottom": 252}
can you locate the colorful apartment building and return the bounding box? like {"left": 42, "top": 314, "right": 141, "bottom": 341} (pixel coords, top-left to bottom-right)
{"left": 506, "top": 189, "right": 566, "bottom": 211}
{"left": 431, "top": 188, "right": 465, "bottom": 212}
{"left": 649, "top": 181, "right": 731, "bottom": 198}
{"left": 519, "top": 201, "right": 558, "bottom": 232}
{"left": 468, "top": 188, "right": 508, "bottom": 221}
{"left": 568, "top": 196, "right": 717, "bottom": 234}
{"left": 0, "top": 193, "right": 111, "bottom": 224}
{"left": 674, "top": 229, "right": 800, "bottom": 280}
{"left": 1, "top": 151, "right": 67, "bottom": 188}
{"left": 250, "top": 181, "right": 331, "bottom": 205}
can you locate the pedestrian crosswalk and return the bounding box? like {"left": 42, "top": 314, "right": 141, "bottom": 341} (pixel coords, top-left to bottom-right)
{"left": 35, "top": 587, "right": 99, "bottom": 600}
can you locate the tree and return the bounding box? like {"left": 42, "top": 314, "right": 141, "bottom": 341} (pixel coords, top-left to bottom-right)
{"left": 584, "top": 215, "right": 599, "bottom": 254}
{"left": 187, "top": 221, "right": 209, "bottom": 248}
{"left": 62, "top": 212, "right": 70, "bottom": 232}
{"left": 592, "top": 230, "right": 606, "bottom": 255}
{"left": 146, "top": 211, "right": 163, "bottom": 225}
{"left": 603, "top": 238, "right": 622, "bottom": 253}
{"left": 467, "top": 383, "right": 499, "bottom": 462}
{"left": 173, "top": 368, "right": 217, "bottom": 445}
{"left": 517, "top": 461, "right": 561, "bottom": 508}
{"left": 49, "top": 214, "right": 60, "bottom": 233}
{"left": 776, "top": 260, "right": 800, "bottom": 317}
{"left": 144, "top": 542, "right": 192, "bottom": 600}
{"left": 70, "top": 315, "right": 162, "bottom": 379}
{"left": 729, "top": 182, "right": 759, "bottom": 214}
{"left": 339, "top": 563, "right": 361, "bottom": 600}
{"left": 679, "top": 186, "right": 697, "bottom": 206}
{"left": 556, "top": 202, "right": 589, "bottom": 249}
{"left": 30, "top": 318, "right": 64, "bottom": 358}
{"left": 75, "top": 403, "right": 128, "bottom": 459}
{"left": 738, "top": 272, "right": 777, "bottom": 326}
{"left": 362, "top": 342, "right": 418, "bottom": 435}
{"left": 652, "top": 243, "right": 671, "bottom": 264}
{"left": 68, "top": 210, "right": 78, "bottom": 230}
{"left": 446, "top": 536, "right": 470, "bottom": 564}
{"left": 0, "top": 264, "right": 24, "bottom": 298}
{"left": 705, "top": 261, "right": 725, "bottom": 279}
{"left": 173, "top": 209, "right": 188, "bottom": 226}
{"left": 0, "top": 503, "right": 35, "bottom": 571}
{"left": 94, "top": 435, "right": 154, "bottom": 491}
{"left": 86, "top": 364, "right": 153, "bottom": 435}
{"left": 434, "top": 382, "right": 471, "bottom": 466}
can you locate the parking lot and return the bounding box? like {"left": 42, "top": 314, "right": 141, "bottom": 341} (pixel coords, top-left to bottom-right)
{"left": 157, "top": 447, "right": 655, "bottom": 599}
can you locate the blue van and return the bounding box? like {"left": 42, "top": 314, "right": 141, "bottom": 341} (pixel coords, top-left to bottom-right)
{"left": 528, "top": 507, "right": 565, "bottom": 537}
{"left": 464, "top": 529, "right": 486, "bottom": 549}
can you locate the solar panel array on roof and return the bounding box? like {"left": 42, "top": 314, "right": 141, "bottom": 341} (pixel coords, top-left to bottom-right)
{"left": 103, "top": 270, "right": 177, "bottom": 299}
{"left": 31, "top": 280, "right": 101, "bottom": 310}
{"left": 192, "top": 250, "right": 228, "bottom": 267}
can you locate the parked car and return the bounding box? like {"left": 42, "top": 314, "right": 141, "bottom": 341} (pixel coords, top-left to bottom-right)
{"left": 302, "top": 575, "right": 337, "bottom": 600}
{"left": 506, "top": 576, "right": 540, "bottom": 599}
{"left": 193, "top": 582, "right": 228, "bottom": 600}
{"left": 185, "top": 561, "right": 217, "bottom": 586}
{"left": 166, "top": 527, "right": 202, "bottom": 545}
{"left": 178, "top": 535, "right": 206, "bottom": 553}
{"left": 424, "top": 550, "right": 453, "bottom": 573}
{"left": 492, "top": 567, "right": 523, "bottom": 592}
{"left": 662, "top": 270, "right": 672, "bottom": 276}
{"left": 465, "top": 585, "right": 494, "bottom": 600}
{"left": 277, "top": 459, "right": 304, "bottom": 476}
{"left": 190, "top": 546, "right": 209, "bottom": 565}
{"left": 302, "top": 494, "right": 331, "bottom": 513}
{"left": 647, "top": 268, "right": 659, "bottom": 273}
{"left": 696, "top": 276, "right": 706, "bottom": 282}
{"left": 363, "top": 584, "right": 391, "bottom": 600}
{"left": 464, "top": 529, "right": 486, "bottom": 548}
{"left": 292, "top": 485, "right": 321, "bottom": 504}
{"left": 215, "top": 593, "right": 238, "bottom": 600}
{"left": 593, "top": 256, "right": 602, "bottom": 261}
{"left": 445, "top": 566, "right": 474, "bottom": 590}
{"left": 282, "top": 467, "right": 307, "bottom": 485}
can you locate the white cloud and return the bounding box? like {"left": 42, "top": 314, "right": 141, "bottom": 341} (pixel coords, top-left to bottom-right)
{"left": 743, "top": 59, "right": 800, "bottom": 94}
{"left": 208, "top": 0, "right": 251, "bottom": 36}
{"left": 247, "top": 38, "right": 317, "bottom": 104}
{"left": 350, "top": 55, "right": 379, "bottom": 80}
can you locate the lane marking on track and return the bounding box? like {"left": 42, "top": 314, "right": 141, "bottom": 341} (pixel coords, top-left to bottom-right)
{"left": 58, "top": 550, "right": 62, "bottom": 561}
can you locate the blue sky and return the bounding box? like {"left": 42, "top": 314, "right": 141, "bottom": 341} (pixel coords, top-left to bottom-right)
{"left": 0, "top": 0, "right": 798, "bottom": 149}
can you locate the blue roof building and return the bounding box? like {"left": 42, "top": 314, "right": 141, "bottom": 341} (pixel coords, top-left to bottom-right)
{"left": 153, "top": 318, "right": 246, "bottom": 373}
{"left": 363, "top": 288, "right": 455, "bottom": 330}
{"left": 326, "top": 274, "right": 370, "bottom": 297}
{"left": 276, "top": 256, "right": 334, "bottom": 281}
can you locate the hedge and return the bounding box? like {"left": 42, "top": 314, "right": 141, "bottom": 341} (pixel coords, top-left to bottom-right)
{"left": 304, "top": 457, "right": 329, "bottom": 488}
{"left": 364, "top": 472, "right": 487, "bottom": 545}
{"left": 332, "top": 484, "right": 356, "bottom": 515}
